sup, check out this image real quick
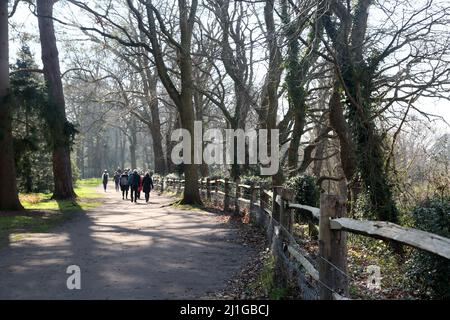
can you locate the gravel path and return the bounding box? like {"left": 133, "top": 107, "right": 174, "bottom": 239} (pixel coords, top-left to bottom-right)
{"left": 0, "top": 184, "right": 254, "bottom": 299}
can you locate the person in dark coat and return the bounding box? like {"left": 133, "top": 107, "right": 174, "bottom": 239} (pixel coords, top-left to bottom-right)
{"left": 142, "top": 172, "right": 154, "bottom": 203}
{"left": 113, "top": 171, "right": 121, "bottom": 192}
{"left": 102, "top": 170, "right": 109, "bottom": 192}
{"left": 119, "top": 170, "right": 129, "bottom": 200}
{"left": 129, "top": 169, "right": 140, "bottom": 203}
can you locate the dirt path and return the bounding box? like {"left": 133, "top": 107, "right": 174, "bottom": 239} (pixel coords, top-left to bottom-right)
{"left": 0, "top": 184, "right": 254, "bottom": 299}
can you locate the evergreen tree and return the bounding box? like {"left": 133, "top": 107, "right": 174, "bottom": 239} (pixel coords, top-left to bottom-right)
{"left": 11, "top": 43, "right": 53, "bottom": 193}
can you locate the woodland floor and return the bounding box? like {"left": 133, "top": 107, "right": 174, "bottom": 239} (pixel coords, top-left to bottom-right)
{"left": 0, "top": 183, "right": 257, "bottom": 299}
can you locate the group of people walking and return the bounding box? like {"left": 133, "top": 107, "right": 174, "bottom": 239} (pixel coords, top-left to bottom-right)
{"left": 102, "top": 168, "right": 154, "bottom": 203}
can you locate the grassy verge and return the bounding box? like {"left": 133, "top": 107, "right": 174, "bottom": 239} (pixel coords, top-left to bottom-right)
{"left": 0, "top": 178, "right": 103, "bottom": 246}
{"left": 170, "top": 199, "right": 205, "bottom": 212}
{"left": 248, "top": 254, "right": 291, "bottom": 299}
{"left": 20, "top": 178, "right": 103, "bottom": 210}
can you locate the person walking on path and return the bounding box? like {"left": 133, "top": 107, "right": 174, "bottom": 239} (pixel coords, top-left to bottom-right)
{"left": 142, "top": 172, "right": 154, "bottom": 203}
{"left": 129, "top": 169, "right": 140, "bottom": 203}
{"left": 120, "top": 170, "right": 130, "bottom": 200}
{"left": 102, "top": 170, "right": 109, "bottom": 192}
{"left": 113, "top": 171, "right": 121, "bottom": 192}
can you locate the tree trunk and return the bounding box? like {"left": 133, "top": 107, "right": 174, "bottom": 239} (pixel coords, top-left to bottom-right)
{"left": 264, "top": 0, "right": 283, "bottom": 186}
{"left": 144, "top": 0, "right": 201, "bottom": 204}
{"left": 120, "top": 132, "right": 126, "bottom": 170}
{"left": 94, "top": 135, "right": 101, "bottom": 175}
{"left": 147, "top": 75, "right": 166, "bottom": 174}
{"left": 312, "top": 132, "right": 326, "bottom": 178}
{"left": 129, "top": 137, "right": 137, "bottom": 170}
{"left": 165, "top": 112, "right": 178, "bottom": 174}
{"left": 287, "top": 101, "right": 306, "bottom": 173}
{"left": 178, "top": 93, "right": 202, "bottom": 204}
{"left": 0, "top": 2, "right": 23, "bottom": 210}
{"left": 114, "top": 128, "right": 119, "bottom": 168}
{"left": 193, "top": 87, "right": 209, "bottom": 177}
{"left": 76, "top": 137, "right": 85, "bottom": 179}
{"left": 37, "top": 0, "right": 75, "bottom": 199}
{"left": 328, "top": 83, "right": 357, "bottom": 183}
{"left": 86, "top": 135, "right": 94, "bottom": 178}
{"left": 136, "top": 52, "right": 167, "bottom": 174}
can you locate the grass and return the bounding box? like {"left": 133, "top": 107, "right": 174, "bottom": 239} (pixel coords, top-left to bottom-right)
{"left": 0, "top": 213, "right": 71, "bottom": 243}
{"left": 0, "top": 178, "right": 103, "bottom": 247}
{"left": 159, "top": 189, "right": 204, "bottom": 211}
{"left": 170, "top": 199, "right": 205, "bottom": 212}
{"left": 249, "top": 254, "right": 290, "bottom": 300}
{"left": 19, "top": 178, "right": 102, "bottom": 211}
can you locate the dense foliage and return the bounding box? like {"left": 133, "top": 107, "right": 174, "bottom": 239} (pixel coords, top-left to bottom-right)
{"left": 11, "top": 44, "right": 53, "bottom": 193}
{"left": 405, "top": 197, "right": 450, "bottom": 299}
{"left": 285, "top": 175, "right": 320, "bottom": 207}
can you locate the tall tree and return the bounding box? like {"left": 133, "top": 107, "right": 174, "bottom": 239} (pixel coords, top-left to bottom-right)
{"left": 322, "top": 0, "right": 397, "bottom": 221}
{"left": 204, "top": 0, "right": 257, "bottom": 179}
{"left": 68, "top": 0, "right": 202, "bottom": 204}
{"left": 281, "top": 0, "right": 324, "bottom": 174}
{"left": 0, "top": 0, "right": 23, "bottom": 210}
{"left": 132, "top": 0, "right": 202, "bottom": 204}
{"left": 261, "top": 0, "right": 283, "bottom": 184}
{"left": 37, "top": 0, "right": 76, "bottom": 199}
{"left": 321, "top": 0, "right": 450, "bottom": 222}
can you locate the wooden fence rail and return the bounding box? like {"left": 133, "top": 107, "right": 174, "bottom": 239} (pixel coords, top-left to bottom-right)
{"left": 152, "top": 176, "right": 450, "bottom": 299}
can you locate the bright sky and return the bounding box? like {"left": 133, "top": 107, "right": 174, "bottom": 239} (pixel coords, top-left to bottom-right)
{"left": 7, "top": 1, "right": 450, "bottom": 137}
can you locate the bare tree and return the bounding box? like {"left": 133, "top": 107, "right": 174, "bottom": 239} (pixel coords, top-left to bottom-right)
{"left": 321, "top": 0, "right": 450, "bottom": 222}
{"left": 128, "top": 0, "right": 201, "bottom": 204}
{"left": 260, "top": 0, "right": 283, "bottom": 184}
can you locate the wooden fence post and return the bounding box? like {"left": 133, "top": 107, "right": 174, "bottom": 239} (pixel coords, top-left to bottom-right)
{"left": 214, "top": 178, "right": 218, "bottom": 205}
{"left": 272, "top": 187, "right": 280, "bottom": 221}
{"left": 249, "top": 183, "right": 256, "bottom": 217}
{"left": 280, "top": 188, "right": 294, "bottom": 233}
{"left": 177, "top": 179, "right": 181, "bottom": 193}
{"left": 259, "top": 182, "right": 265, "bottom": 214}
{"left": 161, "top": 177, "right": 164, "bottom": 193}
{"left": 206, "top": 178, "right": 211, "bottom": 201}
{"left": 234, "top": 178, "right": 240, "bottom": 215}
{"left": 319, "top": 194, "right": 348, "bottom": 300}
{"left": 224, "top": 178, "right": 230, "bottom": 212}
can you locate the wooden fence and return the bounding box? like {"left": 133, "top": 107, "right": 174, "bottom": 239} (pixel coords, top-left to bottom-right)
{"left": 153, "top": 176, "right": 450, "bottom": 300}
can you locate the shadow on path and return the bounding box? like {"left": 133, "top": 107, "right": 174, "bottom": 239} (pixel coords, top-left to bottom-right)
{"left": 0, "top": 184, "right": 254, "bottom": 299}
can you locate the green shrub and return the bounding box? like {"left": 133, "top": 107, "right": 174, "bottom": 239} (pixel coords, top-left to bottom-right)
{"left": 285, "top": 175, "right": 320, "bottom": 207}
{"left": 405, "top": 197, "right": 450, "bottom": 299}
{"left": 353, "top": 190, "right": 374, "bottom": 219}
